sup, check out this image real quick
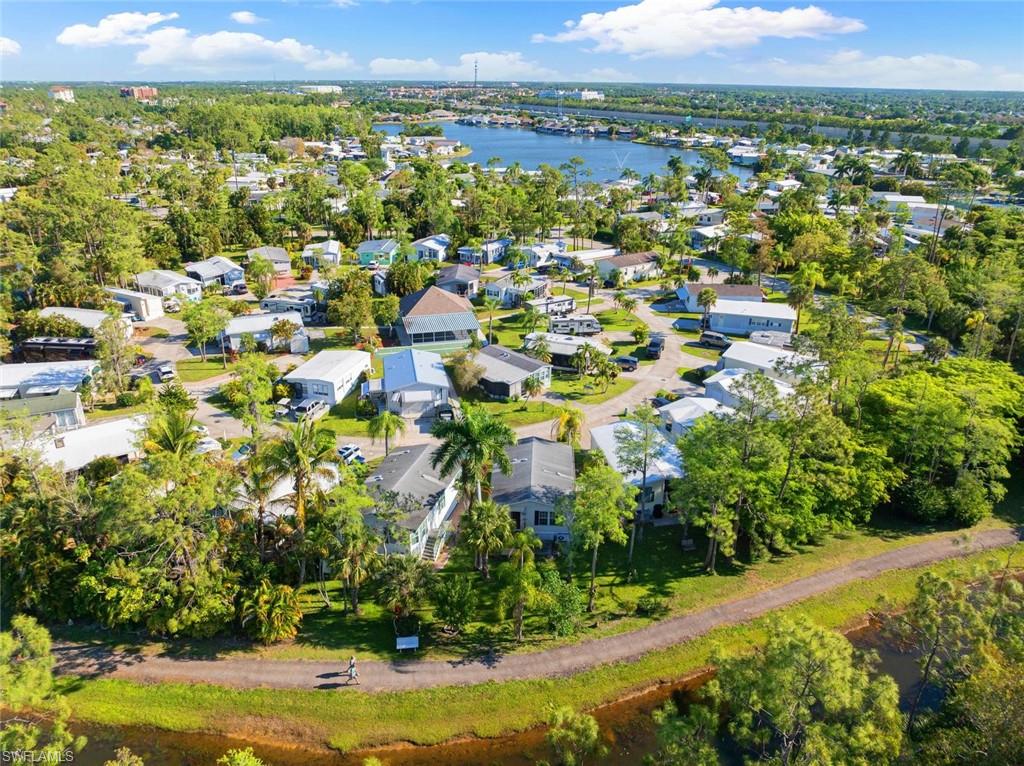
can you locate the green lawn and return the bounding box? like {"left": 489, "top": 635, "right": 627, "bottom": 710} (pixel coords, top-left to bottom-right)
{"left": 548, "top": 372, "right": 636, "bottom": 404}
{"left": 460, "top": 391, "right": 561, "bottom": 428}
{"left": 609, "top": 340, "right": 657, "bottom": 365}
{"left": 175, "top": 357, "right": 237, "bottom": 383}
{"left": 594, "top": 309, "right": 643, "bottom": 332}
{"left": 317, "top": 391, "right": 371, "bottom": 438}
{"left": 86, "top": 400, "right": 149, "bottom": 421}
{"left": 671, "top": 330, "right": 724, "bottom": 361}
{"left": 60, "top": 544, "right": 1022, "bottom": 753}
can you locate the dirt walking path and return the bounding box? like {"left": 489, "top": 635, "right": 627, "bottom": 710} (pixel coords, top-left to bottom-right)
{"left": 54, "top": 527, "right": 1020, "bottom": 692}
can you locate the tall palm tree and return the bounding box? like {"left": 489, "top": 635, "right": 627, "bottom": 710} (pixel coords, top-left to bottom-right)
{"left": 521, "top": 374, "right": 544, "bottom": 400}
{"left": 264, "top": 416, "right": 339, "bottom": 583}
{"left": 431, "top": 404, "right": 515, "bottom": 504}
{"left": 481, "top": 295, "right": 501, "bottom": 344}
{"left": 584, "top": 265, "right": 600, "bottom": 313}
{"left": 460, "top": 498, "right": 514, "bottom": 579}
{"left": 786, "top": 284, "right": 814, "bottom": 335}
{"left": 143, "top": 407, "right": 200, "bottom": 458}
{"left": 554, "top": 266, "right": 573, "bottom": 296}
{"left": 551, "top": 405, "right": 584, "bottom": 447}
{"left": 367, "top": 410, "right": 406, "bottom": 455}
{"left": 696, "top": 287, "right": 717, "bottom": 328}
{"left": 242, "top": 454, "right": 278, "bottom": 562}
{"left": 338, "top": 522, "right": 382, "bottom": 615}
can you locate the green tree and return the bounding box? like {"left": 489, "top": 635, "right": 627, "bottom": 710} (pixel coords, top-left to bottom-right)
{"left": 497, "top": 556, "right": 541, "bottom": 641}
{"left": 337, "top": 511, "right": 382, "bottom": 615}
{"left": 613, "top": 405, "right": 664, "bottom": 569}
{"left": 246, "top": 255, "right": 276, "bottom": 299}
{"left": 239, "top": 579, "right": 303, "bottom": 645}
{"left": 431, "top": 574, "right": 478, "bottom": 634}
{"left": 459, "top": 498, "right": 513, "bottom": 579}
{"left": 564, "top": 461, "right": 634, "bottom": 612}
{"left": 551, "top": 405, "right": 584, "bottom": 447}
{"left": 696, "top": 287, "right": 717, "bottom": 325}
{"left": 375, "top": 554, "right": 434, "bottom": 618}
{"left": 367, "top": 410, "right": 407, "bottom": 455}
{"left": 431, "top": 403, "right": 515, "bottom": 504}
{"left": 545, "top": 706, "right": 608, "bottom": 766}
{"left": 269, "top": 318, "right": 300, "bottom": 352}
{"left": 95, "top": 307, "right": 141, "bottom": 396}
{"left": 217, "top": 748, "right": 266, "bottom": 766}
{"left": 182, "top": 298, "right": 230, "bottom": 363}
{"left": 481, "top": 295, "right": 501, "bottom": 344}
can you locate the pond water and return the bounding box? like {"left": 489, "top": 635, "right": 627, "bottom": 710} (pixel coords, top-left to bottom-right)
{"left": 374, "top": 123, "right": 755, "bottom": 183}
{"left": 69, "top": 623, "right": 926, "bottom": 766}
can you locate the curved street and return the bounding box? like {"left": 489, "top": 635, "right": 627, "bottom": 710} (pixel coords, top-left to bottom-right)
{"left": 53, "top": 527, "right": 1020, "bottom": 692}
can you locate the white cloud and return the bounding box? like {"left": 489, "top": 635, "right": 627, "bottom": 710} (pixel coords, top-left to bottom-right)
{"left": 57, "top": 13, "right": 356, "bottom": 73}
{"left": 230, "top": 11, "right": 264, "bottom": 25}
{"left": 0, "top": 36, "right": 21, "bottom": 57}
{"left": 575, "top": 66, "right": 637, "bottom": 82}
{"left": 744, "top": 50, "right": 1024, "bottom": 91}
{"left": 56, "top": 11, "right": 179, "bottom": 47}
{"left": 533, "top": 0, "right": 865, "bottom": 59}
{"left": 369, "top": 51, "right": 556, "bottom": 80}
{"left": 329, "top": 0, "right": 358, "bottom": 7}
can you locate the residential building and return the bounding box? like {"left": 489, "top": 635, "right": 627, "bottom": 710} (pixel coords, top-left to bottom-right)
{"left": 457, "top": 237, "right": 513, "bottom": 265}
{"left": 396, "top": 286, "right": 480, "bottom": 347}
{"left": 105, "top": 288, "right": 165, "bottom": 322}
{"left": 596, "top": 250, "right": 661, "bottom": 283}
{"left": 38, "top": 306, "right": 133, "bottom": 339}
{"left": 184, "top": 256, "right": 245, "bottom": 288}
{"left": 708, "top": 299, "right": 796, "bottom": 336}
{"left": 221, "top": 311, "right": 308, "bottom": 353}
{"left": 284, "top": 350, "right": 371, "bottom": 407}
{"left": 411, "top": 234, "right": 451, "bottom": 263}
{"left": 357, "top": 238, "right": 400, "bottom": 268}
{"left": 551, "top": 247, "right": 617, "bottom": 271}
{"left": 523, "top": 332, "right": 611, "bottom": 370}
{"left": 657, "top": 396, "right": 732, "bottom": 438}
{"left": 301, "top": 239, "right": 343, "bottom": 267}
{"left": 0, "top": 387, "right": 86, "bottom": 434}
{"left": 48, "top": 86, "right": 75, "bottom": 103}
{"left": 364, "top": 444, "right": 458, "bottom": 559}
{"left": 135, "top": 269, "right": 203, "bottom": 302}
{"left": 676, "top": 282, "right": 763, "bottom": 311}
{"left": 717, "top": 341, "right": 815, "bottom": 383}
{"left": 119, "top": 86, "right": 159, "bottom": 101}
{"left": 524, "top": 294, "right": 575, "bottom": 316}
{"left": 362, "top": 348, "right": 454, "bottom": 419}
{"left": 0, "top": 360, "right": 98, "bottom": 399}
{"left": 476, "top": 345, "right": 552, "bottom": 400}
{"left": 483, "top": 273, "right": 549, "bottom": 308}
{"left": 690, "top": 224, "right": 730, "bottom": 250}
{"left": 491, "top": 437, "right": 574, "bottom": 544}
{"left": 37, "top": 414, "right": 147, "bottom": 474}
{"left": 589, "top": 421, "right": 684, "bottom": 517}
{"left": 516, "top": 242, "right": 565, "bottom": 269}
{"left": 704, "top": 367, "right": 794, "bottom": 409}
{"left": 247, "top": 245, "right": 291, "bottom": 274}
{"left": 260, "top": 286, "right": 321, "bottom": 320}
{"left": 436, "top": 264, "right": 481, "bottom": 298}
{"left": 695, "top": 208, "right": 727, "bottom": 226}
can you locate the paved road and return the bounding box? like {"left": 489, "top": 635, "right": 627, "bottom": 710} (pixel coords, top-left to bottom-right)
{"left": 53, "top": 527, "right": 1020, "bottom": 692}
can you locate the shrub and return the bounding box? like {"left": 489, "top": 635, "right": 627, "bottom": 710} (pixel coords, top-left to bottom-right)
{"left": 636, "top": 594, "right": 668, "bottom": 617}
{"left": 239, "top": 579, "right": 302, "bottom": 644}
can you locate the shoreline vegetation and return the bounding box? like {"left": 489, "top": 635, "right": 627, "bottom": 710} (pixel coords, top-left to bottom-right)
{"left": 59, "top": 542, "right": 1022, "bottom": 754}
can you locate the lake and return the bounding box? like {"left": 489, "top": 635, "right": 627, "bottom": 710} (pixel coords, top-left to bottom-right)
{"left": 375, "top": 122, "right": 755, "bottom": 183}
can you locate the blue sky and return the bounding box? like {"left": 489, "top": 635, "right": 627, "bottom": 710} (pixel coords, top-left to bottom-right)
{"left": 1, "top": 0, "right": 1022, "bottom": 90}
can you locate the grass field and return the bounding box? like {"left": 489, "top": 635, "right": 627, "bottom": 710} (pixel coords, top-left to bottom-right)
{"left": 175, "top": 357, "right": 237, "bottom": 382}
{"left": 59, "top": 543, "right": 1022, "bottom": 753}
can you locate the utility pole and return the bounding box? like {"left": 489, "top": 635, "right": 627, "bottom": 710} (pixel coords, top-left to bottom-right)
{"left": 474, "top": 59, "right": 478, "bottom": 89}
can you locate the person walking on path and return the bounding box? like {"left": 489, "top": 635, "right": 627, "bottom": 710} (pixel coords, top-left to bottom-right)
{"left": 347, "top": 655, "right": 359, "bottom": 685}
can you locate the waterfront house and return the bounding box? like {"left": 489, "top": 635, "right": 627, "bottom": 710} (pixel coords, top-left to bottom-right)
{"left": 589, "top": 421, "right": 683, "bottom": 518}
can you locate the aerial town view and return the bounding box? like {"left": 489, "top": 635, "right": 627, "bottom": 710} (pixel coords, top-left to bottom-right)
{"left": 1, "top": 0, "right": 1023, "bottom": 764}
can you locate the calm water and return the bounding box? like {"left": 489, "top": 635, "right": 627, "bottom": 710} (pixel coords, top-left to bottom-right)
{"left": 375, "top": 122, "right": 755, "bottom": 182}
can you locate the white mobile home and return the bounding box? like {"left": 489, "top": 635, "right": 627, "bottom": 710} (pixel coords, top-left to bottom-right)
{"left": 39, "top": 306, "right": 134, "bottom": 339}
{"left": 707, "top": 299, "right": 796, "bottom": 336}
{"left": 589, "top": 421, "right": 683, "bottom": 518}
{"left": 135, "top": 269, "right": 203, "bottom": 302}
{"left": 221, "top": 311, "right": 308, "bottom": 353}
{"left": 491, "top": 437, "right": 574, "bottom": 544}
{"left": 105, "top": 288, "right": 164, "bottom": 322}
{"left": 284, "top": 350, "right": 371, "bottom": 407}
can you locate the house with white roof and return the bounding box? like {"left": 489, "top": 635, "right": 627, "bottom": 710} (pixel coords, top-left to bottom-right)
{"left": 38, "top": 306, "right": 133, "bottom": 339}
{"left": 596, "top": 250, "right": 662, "bottom": 282}
{"left": 708, "top": 299, "right": 796, "bottom": 336}
{"left": 362, "top": 348, "right": 454, "bottom": 419}
{"left": 516, "top": 241, "right": 565, "bottom": 269}
{"left": 301, "top": 239, "right": 343, "bottom": 267}
{"left": 0, "top": 360, "right": 99, "bottom": 400}
{"left": 221, "top": 311, "right": 308, "bottom": 353}
{"left": 457, "top": 237, "right": 513, "bottom": 266}
{"left": 690, "top": 224, "right": 730, "bottom": 251}
{"left": 135, "top": 270, "right": 203, "bottom": 302}
{"left": 106, "top": 288, "right": 164, "bottom": 322}
{"left": 284, "top": 350, "right": 371, "bottom": 407}
{"left": 483, "top": 273, "right": 549, "bottom": 308}
{"left": 411, "top": 234, "right": 451, "bottom": 263}
{"left": 589, "top": 421, "right": 684, "bottom": 517}
{"left": 184, "top": 256, "right": 245, "bottom": 288}
{"left": 551, "top": 247, "right": 618, "bottom": 271}
{"left": 717, "top": 341, "right": 816, "bottom": 383}
{"left": 657, "top": 396, "right": 733, "bottom": 438}
{"left": 0, "top": 387, "right": 85, "bottom": 434}
{"left": 259, "top": 286, "right": 321, "bottom": 320}
{"left": 676, "top": 283, "right": 763, "bottom": 311}
{"left": 523, "top": 332, "right": 612, "bottom": 370}
{"left": 36, "top": 414, "right": 147, "bottom": 473}
{"left": 704, "top": 368, "right": 794, "bottom": 410}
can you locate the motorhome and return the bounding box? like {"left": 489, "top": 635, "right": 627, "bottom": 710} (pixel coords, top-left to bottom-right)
{"left": 549, "top": 314, "right": 602, "bottom": 336}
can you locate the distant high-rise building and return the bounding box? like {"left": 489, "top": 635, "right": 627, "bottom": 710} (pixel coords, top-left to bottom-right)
{"left": 48, "top": 86, "right": 75, "bottom": 103}
{"left": 120, "top": 86, "right": 159, "bottom": 102}
{"left": 537, "top": 88, "right": 605, "bottom": 102}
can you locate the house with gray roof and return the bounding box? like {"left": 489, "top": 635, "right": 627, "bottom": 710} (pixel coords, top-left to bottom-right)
{"left": 491, "top": 437, "right": 574, "bottom": 544}
{"left": 483, "top": 272, "right": 550, "bottom": 308}
{"left": 221, "top": 311, "right": 308, "bottom": 353}
{"left": 184, "top": 256, "right": 244, "bottom": 287}
{"left": 247, "top": 245, "right": 291, "bottom": 274}
{"left": 411, "top": 234, "right": 451, "bottom": 263}
{"left": 357, "top": 238, "right": 400, "bottom": 268}
{"left": 301, "top": 239, "right": 342, "bottom": 267}
{"left": 0, "top": 387, "right": 85, "bottom": 434}
{"left": 436, "top": 264, "right": 480, "bottom": 298}
{"left": 134, "top": 269, "right": 202, "bottom": 302}
{"left": 396, "top": 286, "right": 480, "bottom": 348}
{"left": 476, "top": 345, "right": 552, "bottom": 400}
{"left": 362, "top": 348, "right": 454, "bottom": 419}
{"left": 365, "top": 443, "right": 458, "bottom": 559}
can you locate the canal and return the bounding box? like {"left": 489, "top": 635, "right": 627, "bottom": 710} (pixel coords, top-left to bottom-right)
{"left": 375, "top": 122, "right": 756, "bottom": 183}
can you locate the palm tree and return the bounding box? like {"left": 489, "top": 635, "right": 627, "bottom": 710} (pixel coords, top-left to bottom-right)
{"left": 431, "top": 403, "right": 515, "bottom": 504}
{"left": 367, "top": 410, "right": 406, "bottom": 455}
{"left": 525, "top": 337, "right": 552, "bottom": 363}
{"left": 338, "top": 522, "right": 382, "bottom": 615}
{"left": 520, "top": 305, "right": 542, "bottom": 335}
{"left": 144, "top": 407, "right": 201, "bottom": 458}
{"left": 620, "top": 295, "right": 638, "bottom": 316}
{"left": 459, "top": 498, "right": 513, "bottom": 578}
{"left": 375, "top": 554, "right": 433, "bottom": 618}
{"left": 554, "top": 266, "right": 573, "bottom": 296}
{"left": 507, "top": 528, "right": 541, "bottom": 569}
{"left": 264, "top": 416, "right": 339, "bottom": 584}
{"left": 242, "top": 454, "right": 277, "bottom": 562}
{"left": 551, "top": 405, "right": 584, "bottom": 447}
{"left": 481, "top": 295, "right": 501, "bottom": 344}
{"left": 694, "top": 165, "right": 714, "bottom": 202}
{"left": 786, "top": 284, "right": 814, "bottom": 335}
{"left": 584, "top": 265, "right": 599, "bottom": 313}
{"left": 521, "top": 374, "right": 544, "bottom": 400}
{"left": 497, "top": 558, "right": 540, "bottom": 641}
{"left": 696, "top": 287, "right": 717, "bottom": 328}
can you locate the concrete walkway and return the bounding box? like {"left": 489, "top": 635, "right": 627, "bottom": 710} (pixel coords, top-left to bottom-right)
{"left": 53, "top": 527, "right": 1020, "bottom": 692}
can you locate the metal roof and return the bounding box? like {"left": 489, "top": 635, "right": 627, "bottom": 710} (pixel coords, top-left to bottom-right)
{"left": 711, "top": 299, "right": 796, "bottom": 321}
{"left": 589, "top": 421, "right": 684, "bottom": 486}
{"left": 284, "top": 350, "right": 371, "bottom": 386}
{"left": 490, "top": 437, "right": 574, "bottom": 506}
{"left": 135, "top": 269, "right": 202, "bottom": 290}
{"left": 477, "top": 345, "right": 550, "bottom": 385}
{"left": 381, "top": 348, "right": 451, "bottom": 392}
{"left": 364, "top": 444, "right": 455, "bottom": 529}
{"left": 224, "top": 311, "right": 305, "bottom": 336}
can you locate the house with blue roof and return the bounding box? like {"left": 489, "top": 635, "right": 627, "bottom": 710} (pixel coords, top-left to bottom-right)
{"left": 361, "top": 348, "right": 455, "bottom": 419}
{"left": 357, "top": 238, "right": 400, "bottom": 268}
{"left": 411, "top": 234, "right": 451, "bottom": 263}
